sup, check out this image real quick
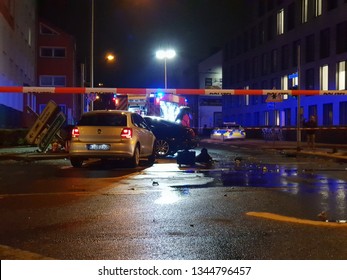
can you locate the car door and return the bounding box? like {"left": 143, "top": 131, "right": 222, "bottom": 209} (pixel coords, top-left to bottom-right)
{"left": 131, "top": 114, "right": 155, "bottom": 155}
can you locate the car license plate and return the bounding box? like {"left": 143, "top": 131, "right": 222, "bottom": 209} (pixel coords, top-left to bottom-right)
{"left": 87, "top": 144, "right": 110, "bottom": 150}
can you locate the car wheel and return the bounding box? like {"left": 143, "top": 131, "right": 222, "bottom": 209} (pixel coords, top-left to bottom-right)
{"left": 155, "top": 139, "right": 170, "bottom": 157}
{"left": 70, "top": 157, "right": 83, "bottom": 168}
{"left": 129, "top": 145, "right": 140, "bottom": 167}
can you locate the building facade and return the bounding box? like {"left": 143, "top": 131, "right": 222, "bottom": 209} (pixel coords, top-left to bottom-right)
{"left": 0, "top": 0, "right": 37, "bottom": 128}
{"left": 198, "top": 50, "right": 223, "bottom": 130}
{"left": 36, "top": 20, "right": 80, "bottom": 125}
{"left": 222, "top": 0, "right": 347, "bottom": 128}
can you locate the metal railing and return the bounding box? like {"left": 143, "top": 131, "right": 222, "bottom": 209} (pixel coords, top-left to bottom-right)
{"left": 262, "top": 127, "right": 284, "bottom": 141}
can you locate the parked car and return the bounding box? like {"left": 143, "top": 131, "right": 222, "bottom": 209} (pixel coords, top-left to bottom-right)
{"left": 69, "top": 110, "right": 156, "bottom": 168}
{"left": 210, "top": 122, "right": 246, "bottom": 140}
{"left": 143, "top": 116, "right": 199, "bottom": 157}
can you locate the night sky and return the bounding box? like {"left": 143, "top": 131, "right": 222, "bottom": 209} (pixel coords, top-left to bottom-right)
{"left": 38, "top": 0, "right": 247, "bottom": 88}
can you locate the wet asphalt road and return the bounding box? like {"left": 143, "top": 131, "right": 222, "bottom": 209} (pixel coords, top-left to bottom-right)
{"left": 1, "top": 142, "right": 347, "bottom": 260}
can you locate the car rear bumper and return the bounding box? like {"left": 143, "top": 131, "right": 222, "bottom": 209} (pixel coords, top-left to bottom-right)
{"left": 69, "top": 142, "right": 134, "bottom": 159}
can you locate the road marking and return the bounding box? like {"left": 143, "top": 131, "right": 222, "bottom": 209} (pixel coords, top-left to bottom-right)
{"left": 0, "top": 244, "right": 54, "bottom": 260}
{"left": 246, "top": 212, "right": 347, "bottom": 227}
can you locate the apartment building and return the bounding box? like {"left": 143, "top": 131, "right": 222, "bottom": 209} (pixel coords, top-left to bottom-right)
{"left": 36, "top": 20, "right": 80, "bottom": 124}
{"left": 222, "top": 0, "right": 347, "bottom": 128}
{"left": 0, "top": 0, "right": 36, "bottom": 128}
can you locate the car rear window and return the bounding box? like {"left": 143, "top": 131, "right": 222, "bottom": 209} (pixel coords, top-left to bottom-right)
{"left": 77, "top": 113, "right": 127, "bottom": 126}
{"left": 145, "top": 118, "right": 176, "bottom": 128}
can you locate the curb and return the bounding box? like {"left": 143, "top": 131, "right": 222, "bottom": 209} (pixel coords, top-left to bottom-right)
{"left": 0, "top": 152, "right": 69, "bottom": 161}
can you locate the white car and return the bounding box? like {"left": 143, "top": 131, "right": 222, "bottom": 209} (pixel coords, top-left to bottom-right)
{"left": 210, "top": 123, "right": 246, "bottom": 140}
{"left": 69, "top": 110, "right": 156, "bottom": 167}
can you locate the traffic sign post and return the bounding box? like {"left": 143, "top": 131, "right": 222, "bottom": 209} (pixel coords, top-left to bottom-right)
{"left": 38, "top": 112, "right": 66, "bottom": 152}
{"left": 25, "top": 100, "right": 59, "bottom": 144}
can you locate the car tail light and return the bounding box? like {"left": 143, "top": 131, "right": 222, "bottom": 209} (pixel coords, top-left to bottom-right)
{"left": 71, "top": 127, "right": 80, "bottom": 138}
{"left": 121, "top": 128, "right": 132, "bottom": 139}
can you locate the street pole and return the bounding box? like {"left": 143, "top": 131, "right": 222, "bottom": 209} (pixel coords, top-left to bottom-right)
{"left": 164, "top": 58, "right": 167, "bottom": 89}
{"left": 90, "top": 0, "right": 94, "bottom": 111}
{"left": 296, "top": 44, "right": 301, "bottom": 151}
{"left": 156, "top": 49, "right": 175, "bottom": 89}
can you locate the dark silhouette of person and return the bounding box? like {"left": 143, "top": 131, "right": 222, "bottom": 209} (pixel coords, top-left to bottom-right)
{"left": 305, "top": 115, "right": 317, "bottom": 150}
{"left": 195, "top": 147, "right": 212, "bottom": 164}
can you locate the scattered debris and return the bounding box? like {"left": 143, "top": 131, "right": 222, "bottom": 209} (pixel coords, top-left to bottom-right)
{"left": 317, "top": 211, "right": 328, "bottom": 221}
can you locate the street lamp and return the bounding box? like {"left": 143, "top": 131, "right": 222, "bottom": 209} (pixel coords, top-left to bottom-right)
{"left": 106, "top": 53, "right": 115, "bottom": 62}
{"left": 156, "top": 49, "right": 176, "bottom": 89}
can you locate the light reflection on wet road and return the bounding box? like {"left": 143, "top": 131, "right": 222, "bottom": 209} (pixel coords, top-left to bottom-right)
{"left": 167, "top": 146, "right": 347, "bottom": 222}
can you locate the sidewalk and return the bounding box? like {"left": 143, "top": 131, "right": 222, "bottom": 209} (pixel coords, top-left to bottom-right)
{"left": 1, "top": 139, "right": 347, "bottom": 162}
{"left": 200, "top": 138, "right": 347, "bottom": 162}
{"left": 0, "top": 145, "right": 68, "bottom": 161}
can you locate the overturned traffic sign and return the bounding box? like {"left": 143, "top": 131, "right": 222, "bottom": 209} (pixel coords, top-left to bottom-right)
{"left": 25, "top": 100, "right": 59, "bottom": 144}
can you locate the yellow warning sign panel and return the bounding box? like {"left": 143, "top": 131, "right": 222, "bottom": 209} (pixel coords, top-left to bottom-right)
{"left": 25, "top": 100, "right": 59, "bottom": 144}
{"left": 265, "top": 92, "right": 283, "bottom": 102}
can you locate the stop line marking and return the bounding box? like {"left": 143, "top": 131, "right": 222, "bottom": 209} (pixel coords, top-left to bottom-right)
{"left": 0, "top": 244, "right": 53, "bottom": 260}
{"left": 247, "top": 212, "right": 347, "bottom": 227}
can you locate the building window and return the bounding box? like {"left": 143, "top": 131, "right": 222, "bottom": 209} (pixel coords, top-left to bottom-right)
{"left": 277, "top": 9, "right": 285, "bottom": 35}
{"left": 267, "top": 15, "right": 274, "bottom": 41}
{"left": 40, "top": 47, "right": 66, "bottom": 58}
{"left": 271, "top": 49, "right": 278, "bottom": 73}
{"left": 281, "top": 44, "right": 290, "bottom": 70}
{"left": 261, "top": 53, "right": 269, "bottom": 75}
{"left": 275, "top": 110, "right": 280, "bottom": 126}
{"left": 281, "top": 75, "right": 288, "bottom": 90}
{"left": 339, "top": 102, "right": 347, "bottom": 125}
{"left": 236, "top": 63, "right": 242, "bottom": 83}
{"left": 271, "top": 78, "right": 280, "bottom": 89}
{"left": 320, "top": 28, "right": 330, "bottom": 58}
{"left": 323, "top": 103, "right": 333, "bottom": 126}
{"left": 244, "top": 59, "right": 250, "bottom": 81}
{"left": 245, "top": 95, "right": 250, "bottom": 106}
{"left": 264, "top": 111, "right": 270, "bottom": 125}
{"left": 243, "top": 31, "right": 249, "bottom": 52}
{"left": 261, "top": 80, "right": 268, "bottom": 90}
{"left": 301, "top": 0, "right": 308, "bottom": 23}
{"left": 39, "top": 75, "right": 66, "bottom": 87}
{"left": 327, "top": 0, "right": 338, "bottom": 11}
{"left": 284, "top": 108, "right": 291, "bottom": 126}
{"left": 254, "top": 112, "right": 260, "bottom": 126}
{"left": 258, "top": 1, "right": 266, "bottom": 16}
{"left": 305, "top": 34, "right": 315, "bottom": 62}
{"left": 320, "top": 65, "right": 329, "bottom": 90}
{"left": 268, "top": 0, "right": 275, "bottom": 11}
{"left": 337, "top": 61, "right": 346, "bottom": 90}
{"left": 287, "top": 2, "right": 296, "bottom": 31}
{"left": 252, "top": 56, "right": 259, "bottom": 78}
{"left": 28, "top": 27, "right": 32, "bottom": 47}
{"left": 259, "top": 22, "right": 265, "bottom": 45}
{"left": 336, "top": 21, "right": 347, "bottom": 54}
{"left": 308, "top": 105, "right": 317, "bottom": 119}
{"left": 305, "top": 68, "right": 315, "bottom": 89}
{"left": 315, "top": 0, "right": 322, "bottom": 17}
{"left": 250, "top": 27, "right": 256, "bottom": 49}
{"left": 292, "top": 40, "right": 301, "bottom": 67}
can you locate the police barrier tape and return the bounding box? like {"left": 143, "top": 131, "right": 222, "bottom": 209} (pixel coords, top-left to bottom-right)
{"left": 244, "top": 127, "right": 347, "bottom": 130}
{"left": 1, "top": 86, "right": 347, "bottom": 96}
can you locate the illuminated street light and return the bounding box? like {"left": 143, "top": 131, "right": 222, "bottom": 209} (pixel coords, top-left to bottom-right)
{"left": 106, "top": 53, "right": 115, "bottom": 62}
{"left": 156, "top": 49, "right": 176, "bottom": 89}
